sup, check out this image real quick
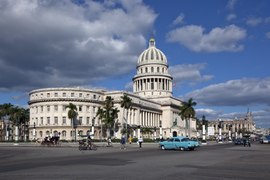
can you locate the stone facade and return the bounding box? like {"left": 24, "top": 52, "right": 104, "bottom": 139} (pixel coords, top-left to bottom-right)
{"left": 28, "top": 39, "right": 197, "bottom": 141}
{"left": 207, "top": 112, "right": 255, "bottom": 139}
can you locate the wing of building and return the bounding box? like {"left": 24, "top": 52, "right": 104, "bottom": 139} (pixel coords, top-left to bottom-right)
{"left": 28, "top": 38, "right": 197, "bottom": 141}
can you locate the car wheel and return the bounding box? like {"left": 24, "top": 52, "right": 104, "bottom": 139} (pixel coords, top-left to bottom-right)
{"left": 180, "top": 147, "right": 184, "bottom": 151}
{"left": 160, "top": 145, "right": 166, "bottom": 150}
{"left": 189, "top": 147, "right": 195, "bottom": 151}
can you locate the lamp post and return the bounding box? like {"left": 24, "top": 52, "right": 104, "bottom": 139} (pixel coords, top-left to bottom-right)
{"left": 154, "top": 127, "right": 157, "bottom": 140}
{"left": 228, "top": 124, "right": 232, "bottom": 141}
{"left": 137, "top": 125, "right": 141, "bottom": 139}
{"left": 202, "top": 115, "right": 207, "bottom": 144}
{"left": 91, "top": 117, "right": 95, "bottom": 137}
{"left": 33, "top": 122, "right": 36, "bottom": 141}
{"left": 159, "top": 125, "right": 162, "bottom": 139}
{"left": 218, "top": 119, "right": 223, "bottom": 143}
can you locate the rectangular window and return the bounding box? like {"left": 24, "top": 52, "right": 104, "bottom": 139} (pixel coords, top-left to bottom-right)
{"left": 47, "top": 93, "right": 50, "bottom": 98}
{"left": 86, "top": 106, "right": 90, "bottom": 112}
{"left": 79, "top": 106, "right": 82, "bottom": 112}
{"left": 41, "top": 117, "right": 43, "bottom": 125}
{"left": 54, "top": 117, "right": 58, "bottom": 125}
{"left": 79, "top": 93, "right": 82, "bottom": 97}
{"left": 79, "top": 117, "right": 82, "bottom": 125}
{"left": 54, "top": 105, "right": 58, "bottom": 112}
{"left": 47, "top": 117, "right": 50, "bottom": 125}
{"left": 63, "top": 92, "right": 66, "bottom": 97}
{"left": 41, "top": 106, "right": 43, "bottom": 112}
{"left": 71, "top": 93, "right": 74, "bottom": 97}
{"left": 54, "top": 92, "right": 58, "bottom": 97}
{"left": 86, "top": 117, "right": 90, "bottom": 124}
{"left": 93, "top": 94, "right": 96, "bottom": 99}
{"left": 62, "top": 117, "right": 66, "bottom": 124}
{"left": 62, "top": 105, "right": 66, "bottom": 111}
{"left": 47, "top": 106, "right": 50, "bottom": 112}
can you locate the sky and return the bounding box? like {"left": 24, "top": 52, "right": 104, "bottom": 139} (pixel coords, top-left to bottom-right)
{"left": 0, "top": 0, "right": 270, "bottom": 128}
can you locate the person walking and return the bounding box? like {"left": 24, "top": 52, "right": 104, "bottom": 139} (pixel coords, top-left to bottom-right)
{"left": 138, "top": 136, "right": 143, "bottom": 148}
{"left": 120, "top": 135, "right": 126, "bottom": 150}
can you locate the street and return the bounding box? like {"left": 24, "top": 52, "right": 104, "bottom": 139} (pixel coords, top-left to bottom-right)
{"left": 0, "top": 142, "right": 269, "bottom": 180}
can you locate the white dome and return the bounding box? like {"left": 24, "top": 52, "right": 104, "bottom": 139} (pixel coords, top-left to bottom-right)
{"left": 137, "top": 38, "right": 167, "bottom": 65}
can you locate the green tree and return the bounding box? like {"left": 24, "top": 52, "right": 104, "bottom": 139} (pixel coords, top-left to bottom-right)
{"left": 96, "top": 107, "right": 105, "bottom": 139}
{"left": 179, "top": 98, "right": 197, "bottom": 137}
{"left": 67, "top": 103, "right": 78, "bottom": 141}
{"left": 0, "top": 103, "right": 13, "bottom": 119}
{"left": 10, "top": 106, "right": 23, "bottom": 142}
{"left": 96, "top": 96, "right": 119, "bottom": 138}
{"left": 0, "top": 103, "right": 14, "bottom": 141}
{"left": 120, "top": 94, "right": 132, "bottom": 138}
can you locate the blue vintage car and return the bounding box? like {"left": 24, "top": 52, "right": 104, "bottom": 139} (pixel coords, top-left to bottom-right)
{"left": 159, "top": 136, "right": 200, "bottom": 151}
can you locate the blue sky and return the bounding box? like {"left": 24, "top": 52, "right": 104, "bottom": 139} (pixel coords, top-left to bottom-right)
{"left": 0, "top": 0, "right": 269, "bottom": 128}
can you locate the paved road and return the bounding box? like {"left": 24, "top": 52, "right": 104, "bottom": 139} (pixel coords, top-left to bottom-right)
{"left": 0, "top": 142, "right": 269, "bottom": 180}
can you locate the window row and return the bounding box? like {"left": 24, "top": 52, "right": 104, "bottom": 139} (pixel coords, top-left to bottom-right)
{"left": 31, "top": 105, "right": 99, "bottom": 114}
{"left": 137, "top": 66, "right": 167, "bottom": 74}
{"left": 32, "top": 116, "right": 98, "bottom": 126}
{"left": 31, "top": 91, "right": 101, "bottom": 100}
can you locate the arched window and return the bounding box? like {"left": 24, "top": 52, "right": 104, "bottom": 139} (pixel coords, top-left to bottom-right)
{"left": 39, "top": 131, "right": 43, "bottom": 138}
{"left": 157, "top": 67, "right": 160, "bottom": 72}
{"left": 62, "top": 130, "right": 66, "bottom": 137}
{"left": 151, "top": 67, "right": 154, "bottom": 72}
{"left": 145, "top": 67, "right": 148, "bottom": 73}
{"left": 46, "top": 131, "right": 50, "bottom": 136}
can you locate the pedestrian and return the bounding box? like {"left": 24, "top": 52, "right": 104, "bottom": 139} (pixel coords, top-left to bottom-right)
{"left": 107, "top": 137, "right": 112, "bottom": 147}
{"left": 138, "top": 136, "right": 143, "bottom": 148}
{"left": 120, "top": 135, "right": 126, "bottom": 149}
{"left": 87, "top": 135, "right": 92, "bottom": 149}
{"left": 128, "top": 136, "right": 132, "bottom": 144}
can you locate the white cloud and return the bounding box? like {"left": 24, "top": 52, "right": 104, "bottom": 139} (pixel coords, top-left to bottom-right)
{"left": 0, "top": 0, "right": 157, "bottom": 91}
{"left": 226, "top": 0, "right": 238, "bottom": 10}
{"left": 185, "top": 77, "right": 270, "bottom": 106}
{"left": 226, "top": 14, "right": 237, "bottom": 21}
{"left": 169, "top": 64, "right": 213, "bottom": 86}
{"left": 246, "top": 17, "right": 263, "bottom": 26}
{"left": 166, "top": 24, "right": 246, "bottom": 52}
{"left": 172, "top": 13, "right": 185, "bottom": 26}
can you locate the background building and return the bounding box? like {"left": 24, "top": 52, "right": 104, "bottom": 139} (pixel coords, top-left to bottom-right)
{"left": 208, "top": 111, "right": 255, "bottom": 139}
{"left": 28, "top": 39, "right": 197, "bottom": 141}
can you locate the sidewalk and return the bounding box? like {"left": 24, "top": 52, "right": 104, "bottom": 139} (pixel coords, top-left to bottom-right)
{"left": 0, "top": 140, "right": 229, "bottom": 148}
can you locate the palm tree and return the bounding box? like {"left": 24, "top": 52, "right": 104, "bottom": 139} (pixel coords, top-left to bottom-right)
{"left": 10, "top": 106, "right": 23, "bottom": 142}
{"left": 179, "top": 98, "right": 197, "bottom": 138}
{"left": 96, "top": 107, "right": 105, "bottom": 139}
{"left": 120, "top": 94, "right": 132, "bottom": 138}
{"left": 96, "top": 96, "right": 119, "bottom": 139}
{"left": 0, "top": 103, "right": 14, "bottom": 141}
{"left": 67, "top": 103, "right": 78, "bottom": 142}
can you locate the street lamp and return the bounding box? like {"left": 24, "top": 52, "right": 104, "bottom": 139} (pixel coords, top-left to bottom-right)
{"left": 91, "top": 117, "right": 95, "bottom": 137}
{"left": 154, "top": 127, "right": 157, "bottom": 140}
{"left": 33, "top": 122, "right": 36, "bottom": 140}
{"left": 202, "top": 119, "right": 207, "bottom": 144}
{"left": 218, "top": 119, "right": 223, "bottom": 143}
{"left": 228, "top": 124, "right": 232, "bottom": 141}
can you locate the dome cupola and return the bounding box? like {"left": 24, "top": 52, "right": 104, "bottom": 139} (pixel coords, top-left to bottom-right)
{"left": 133, "top": 38, "right": 173, "bottom": 98}
{"left": 137, "top": 38, "right": 168, "bottom": 66}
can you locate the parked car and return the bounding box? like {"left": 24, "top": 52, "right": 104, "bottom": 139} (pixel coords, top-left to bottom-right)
{"left": 260, "top": 135, "right": 270, "bottom": 144}
{"left": 234, "top": 138, "right": 244, "bottom": 145}
{"left": 159, "top": 136, "right": 200, "bottom": 151}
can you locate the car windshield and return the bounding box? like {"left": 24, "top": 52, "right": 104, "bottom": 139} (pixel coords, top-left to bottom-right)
{"left": 181, "top": 138, "right": 190, "bottom": 142}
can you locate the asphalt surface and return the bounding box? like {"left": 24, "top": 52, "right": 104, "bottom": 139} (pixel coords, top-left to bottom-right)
{"left": 0, "top": 142, "right": 269, "bottom": 180}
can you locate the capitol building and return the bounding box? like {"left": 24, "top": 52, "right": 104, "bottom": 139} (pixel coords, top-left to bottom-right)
{"left": 28, "top": 38, "right": 197, "bottom": 141}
